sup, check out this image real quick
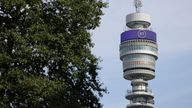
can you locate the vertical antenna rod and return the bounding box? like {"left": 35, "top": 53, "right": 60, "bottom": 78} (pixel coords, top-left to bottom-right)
{"left": 134, "top": 0, "right": 142, "bottom": 13}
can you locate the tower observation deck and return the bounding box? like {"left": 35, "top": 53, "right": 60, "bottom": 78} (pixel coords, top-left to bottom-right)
{"left": 119, "top": 0, "right": 158, "bottom": 108}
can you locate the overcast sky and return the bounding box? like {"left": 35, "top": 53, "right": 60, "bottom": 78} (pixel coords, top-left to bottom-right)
{"left": 91, "top": 0, "right": 192, "bottom": 108}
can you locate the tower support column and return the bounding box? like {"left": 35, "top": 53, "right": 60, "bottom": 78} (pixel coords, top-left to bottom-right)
{"left": 119, "top": 1, "right": 158, "bottom": 108}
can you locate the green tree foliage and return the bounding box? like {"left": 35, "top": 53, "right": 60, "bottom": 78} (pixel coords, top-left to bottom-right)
{"left": 0, "top": 0, "right": 107, "bottom": 107}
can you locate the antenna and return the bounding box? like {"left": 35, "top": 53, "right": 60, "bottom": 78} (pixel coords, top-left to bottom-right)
{"left": 134, "top": 0, "right": 142, "bottom": 13}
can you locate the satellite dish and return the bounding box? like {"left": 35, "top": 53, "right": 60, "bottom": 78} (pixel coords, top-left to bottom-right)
{"left": 134, "top": 0, "right": 143, "bottom": 13}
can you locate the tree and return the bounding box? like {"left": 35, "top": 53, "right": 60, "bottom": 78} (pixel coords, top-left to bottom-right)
{"left": 0, "top": 0, "right": 107, "bottom": 107}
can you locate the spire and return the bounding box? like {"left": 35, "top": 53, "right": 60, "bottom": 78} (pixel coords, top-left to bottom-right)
{"left": 134, "top": 0, "right": 142, "bottom": 13}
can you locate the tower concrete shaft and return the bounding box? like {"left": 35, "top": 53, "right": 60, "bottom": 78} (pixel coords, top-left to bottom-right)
{"left": 119, "top": 0, "right": 158, "bottom": 108}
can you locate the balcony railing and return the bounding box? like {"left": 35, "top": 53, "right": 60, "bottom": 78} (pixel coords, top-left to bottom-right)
{"left": 126, "top": 89, "right": 154, "bottom": 99}
{"left": 124, "top": 27, "right": 154, "bottom": 31}
{"left": 127, "top": 89, "right": 152, "bottom": 94}
{"left": 127, "top": 102, "right": 154, "bottom": 108}
{"left": 129, "top": 99, "right": 155, "bottom": 104}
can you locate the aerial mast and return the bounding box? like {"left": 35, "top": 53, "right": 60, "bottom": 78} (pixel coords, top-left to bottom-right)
{"left": 134, "top": 0, "right": 143, "bottom": 13}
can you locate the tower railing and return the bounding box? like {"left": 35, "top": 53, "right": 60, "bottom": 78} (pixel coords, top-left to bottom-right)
{"left": 124, "top": 27, "right": 154, "bottom": 31}
{"left": 127, "top": 89, "right": 152, "bottom": 93}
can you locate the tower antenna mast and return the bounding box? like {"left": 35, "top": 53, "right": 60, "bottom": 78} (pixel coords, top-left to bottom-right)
{"left": 134, "top": 0, "right": 143, "bottom": 13}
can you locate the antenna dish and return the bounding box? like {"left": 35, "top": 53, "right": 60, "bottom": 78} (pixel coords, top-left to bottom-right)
{"left": 134, "top": 0, "right": 142, "bottom": 13}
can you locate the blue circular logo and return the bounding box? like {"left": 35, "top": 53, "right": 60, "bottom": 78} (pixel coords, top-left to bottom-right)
{"left": 137, "top": 30, "right": 146, "bottom": 38}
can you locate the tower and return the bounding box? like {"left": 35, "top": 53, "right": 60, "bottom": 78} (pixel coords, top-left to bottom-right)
{"left": 119, "top": 0, "right": 158, "bottom": 108}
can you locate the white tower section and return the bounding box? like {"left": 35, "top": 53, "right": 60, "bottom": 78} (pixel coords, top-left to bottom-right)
{"left": 119, "top": 0, "right": 158, "bottom": 108}
{"left": 126, "top": 13, "right": 151, "bottom": 28}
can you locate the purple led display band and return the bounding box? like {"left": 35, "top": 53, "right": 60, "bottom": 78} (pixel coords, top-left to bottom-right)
{"left": 121, "top": 30, "right": 157, "bottom": 42}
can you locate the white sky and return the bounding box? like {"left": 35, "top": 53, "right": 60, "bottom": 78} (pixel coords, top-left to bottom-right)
{"left": 92, "top": 0, "right": 192, "bottom": 108}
